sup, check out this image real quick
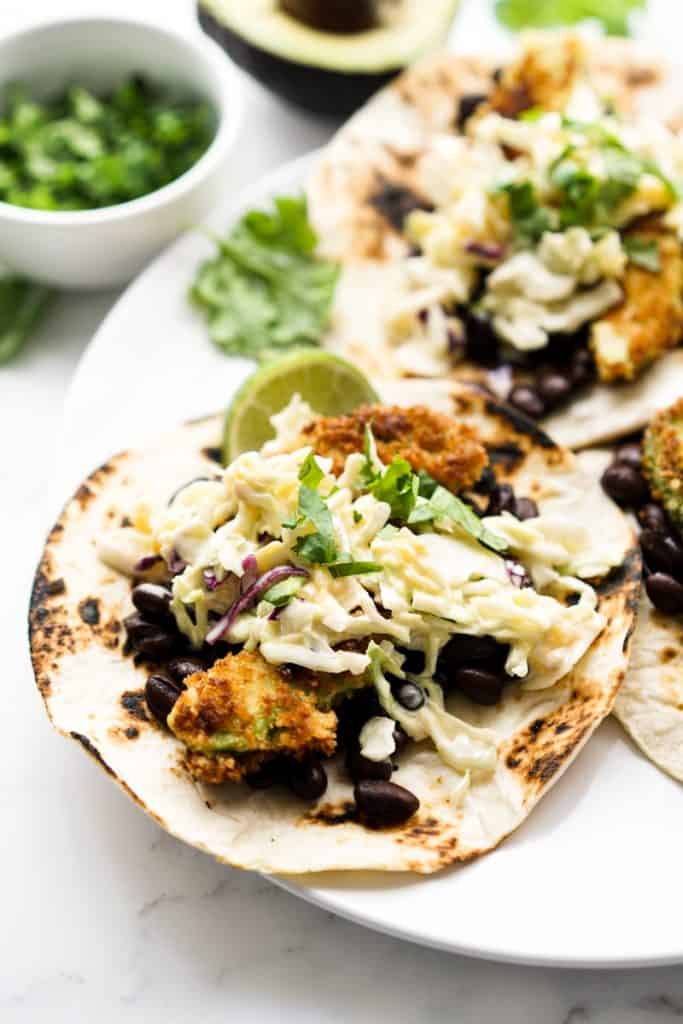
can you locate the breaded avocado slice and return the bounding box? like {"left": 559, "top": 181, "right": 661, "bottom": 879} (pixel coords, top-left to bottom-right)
{"left": 168, "top": 650, "right": 362, "bottom": 784}
{"left": 590, "top": 226, "right": 683, "bottom": 383}
{"left": 643, "top": 397, "right": 683, "bottom": 531}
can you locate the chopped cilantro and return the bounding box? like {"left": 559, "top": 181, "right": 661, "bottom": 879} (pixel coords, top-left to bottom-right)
{"left": 0, "top": 77, "right": 215, "bottom": 211}
{"left": 353, "top": 510, "right": 363, "bottom": 524}
{"left": 623, "top": 236, "right": 661, "bottom": 272}
{"left": 262, "top": 576, "right": 306, "bottom": 607}
{"left": 498, "top": 181, "right": 552, "bottom": 243}
{"left": 298, "top": 451, "right": 324, "bottom": 489}
{"left": 495, "top": 0, "right": 645, "bottom": 36}
{"left": 408, "top": 483, "right": 508, "bottom": 553}
{"left": 368, "top": 457, "right": 418, "bottom": 522}
{"left": 191, "top": 195, "right": 339, "bottom": 360}
{"left": 293, "top": 485, "right": 338, "bottom": 565}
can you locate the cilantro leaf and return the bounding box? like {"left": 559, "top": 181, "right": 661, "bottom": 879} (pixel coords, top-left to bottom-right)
{"left": 298, "top": 452, "right": 324, "bottom": 489}
{"left": 191, "top": 196, "right": 339, "bottom": 360}
{"left": 328, "top": 560, "right": 383, "bottom": 579}
{"left": 368, "top": 457, "right": 418, "bottom": 522}
{"left": 262, "top": 576, "right": 306, "bottom": 607}
{"left": 495, "top": 0, "right": 645, "bottom": 36}
{"left": 499, "top": 182, "right": 552, "bottom": 243}
{"left": 0, "top": 273, "right": 54, "bottom": 364}
{"left": 623, "top": 236, "right": 661, "bottom": 272}
{"left": 294, "top": 485, "right": 338, "bottom": 565}
{"left": 408, "top": 484, "right": 508, "bottom": 553}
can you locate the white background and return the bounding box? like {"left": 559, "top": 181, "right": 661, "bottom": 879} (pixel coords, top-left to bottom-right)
{"left": 4, "top": 1, "right": 683, "bottom": 1020}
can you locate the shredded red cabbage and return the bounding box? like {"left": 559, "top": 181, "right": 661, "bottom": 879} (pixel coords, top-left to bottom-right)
{"left": 206, "top": 565, "right": 309, "bottom": 644}
{"left": 466, "top": 241, "right": 506, "bottom": 262}
{"left": 241, "top": 554, "right": 259, "bottom": 592}
{"left": 167, "top": 549, "right": 187, "bottom": 576}
{"left": 203, "top": 569, "right": 220, "bottom": 591}
{"left": 505, "top": 559, "right": 531, "bottom": 589}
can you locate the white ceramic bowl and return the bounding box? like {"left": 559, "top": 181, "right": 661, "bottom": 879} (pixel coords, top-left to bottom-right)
{"left": 0, "top": 15, "right": 244, "bottom": 290}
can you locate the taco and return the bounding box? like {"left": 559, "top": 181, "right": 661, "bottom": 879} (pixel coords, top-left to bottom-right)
{"left": 308, "top": 31, "right": 683, "bottom": 449}
{"left": 29, "top": 389, "right": 640, "bottom": 873}
{"left": 590, "top": 399, "right": 683, "bottom": 781}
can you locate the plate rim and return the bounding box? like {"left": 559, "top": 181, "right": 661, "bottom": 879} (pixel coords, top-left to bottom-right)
{"left": 55, "top": 149, "right": 683, "bottom": 970}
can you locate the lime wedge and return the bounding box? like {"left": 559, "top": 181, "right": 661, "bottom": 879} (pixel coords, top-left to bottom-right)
{"left": 223, "top": 350, "right": 379, "bottom": 463}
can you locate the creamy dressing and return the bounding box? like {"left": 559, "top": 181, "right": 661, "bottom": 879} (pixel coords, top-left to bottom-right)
{"left": 99, "top": 396, "right": 622, "bottom": 780}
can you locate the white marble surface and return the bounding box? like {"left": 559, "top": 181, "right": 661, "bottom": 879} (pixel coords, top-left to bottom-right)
{"left": 4, "top": 0, "right": 683, "bottom": 1019}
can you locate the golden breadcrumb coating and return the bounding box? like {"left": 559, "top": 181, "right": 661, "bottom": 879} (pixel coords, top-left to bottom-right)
{"left": 591, "top": 225, "right": 683, "bottom": 383}
{"left": 303, "top": 405, "right": 488, "bottom": 494}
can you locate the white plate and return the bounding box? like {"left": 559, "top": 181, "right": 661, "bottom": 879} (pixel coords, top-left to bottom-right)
{"left": 56, "top": 151, "right": 683, "bottom": 969}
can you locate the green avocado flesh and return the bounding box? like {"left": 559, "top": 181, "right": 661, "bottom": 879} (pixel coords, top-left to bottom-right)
{"left": 198, "top": 0, "right": 458, "bottom": 115}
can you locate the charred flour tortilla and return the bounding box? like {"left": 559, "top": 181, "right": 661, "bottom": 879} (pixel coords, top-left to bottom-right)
{"left": 30, "top": 396, "right": 639, "bottom": 873}
{"left": 308, "top": 34, "right": 683, "bottom": 450}
{"left": 579, "top": 448, "right": 683, "bottom": 783}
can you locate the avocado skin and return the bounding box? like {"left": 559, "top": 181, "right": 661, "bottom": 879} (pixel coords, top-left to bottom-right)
{"left": 198, "top": 5, "right": 397, "bottom": 117}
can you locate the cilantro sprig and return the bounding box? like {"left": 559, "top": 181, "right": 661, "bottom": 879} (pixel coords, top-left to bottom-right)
{"left": 360, "top": 427, "right": 508, "bottom": 554}
{"left": 191, "top": 196, "right": 339, "bottom": 360}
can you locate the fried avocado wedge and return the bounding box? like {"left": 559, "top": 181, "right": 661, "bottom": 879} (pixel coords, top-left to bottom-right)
{"left": 167, "top": 651, "right": 358, "bottom": 784}
{"left": 642, "top": 396, "right": 683, "bottom": 532}
{"left": 30, "top": 391, "right": 639, "bottom": 873}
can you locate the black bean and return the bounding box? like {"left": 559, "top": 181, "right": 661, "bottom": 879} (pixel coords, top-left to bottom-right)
{"left": 392, "top": 680, "right": 425, "bottom": 711}
{"left": 569, "top": 347, "right": 595, "bottom": 387}
{"left": 438, "top": 633, "right": 506, "bottom": 669}
{"left": 614, "top": 442, "right": 642, "bottom": 470}
{"left": 640, "top": 529, "right": 683, "bottom": 581}
{"left": 288, "top": 757, "right": 328, "bottom": 801}
{"left": 354, "top": 780, "right": 419, "bottom": 829}
{"left": 145, "top": 674, "right": 184, "bottom": 725}
{"left": 131, "top": 582, "right": 172, "bottom": 622}
{"left": 124, "top": 613, "right": 177, "bottom": 660}
{"left": 245, "top": 758, "right": 286, "bottom": 790}
{"left": 399, "top": 649, "right": 426, "bottom": 676}
{"left": 393, "top": 723, "right": 410, "bottom": 757}
{"left": 168, "top": 656, "right": 205, "bottom": 682}
{"left": 335, "top": 690, "right": 383, "bottom": 750}
{"left": 645, "top": 573, "right": 683, "bottom": 614}
{"left": 485, "top": 483, "right": 517, "bottom": 516}
{"left": 536, "top": 371, "right": 573, "bottom": 409}
{"left": 514, "top": 496, "right": 539, "bottom": 520}
{"left": 347, "top": 747, "right": 393, "bottom": 782}
{"left": 473, "top": 465, "right": 497, "bottom": 495}
{"left": 600, "top": 463, "right": 650, "bottom": 507}
{"left": 456, "top": 92, "right": 488, "bottom": 131}
{"left": 462, "top": 309, "right": 501, "bottom": 367}
{"left": 453, "top": 666, "right": 505, "bottom": 706}
{"left": 637, "top": 503, "right": 673, "bottom": 536}
{"left": 508, "top": 385, "right": 545, "bottom": 420}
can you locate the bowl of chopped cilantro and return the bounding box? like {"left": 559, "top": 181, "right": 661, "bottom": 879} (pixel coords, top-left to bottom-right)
{"left": 0, "top": 15, "right": 243, "bottom": 288}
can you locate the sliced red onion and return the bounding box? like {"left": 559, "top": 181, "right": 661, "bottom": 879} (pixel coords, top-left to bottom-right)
{"left": 133, "top": 554, "right": 162, "bottom": 573}
{"left": 505, "top": 559, "right": 531, "bottom": 589}
{"left": 206, "top": 565, "right": 309, "bottom": 645}
{"left": 167, "top": 549, "right": 187, "bottom": 576}
{"left": 466, "top": 241, "right": 506, "bottom": 262}
{"left": 417, "top": 308, "right": 429, "bottom": 325}
{"left": 203, "top": 569, "right": 220, "bottom": 591}
{"left": 486, "top": 364, "right": 513, "bottom": 401}
{"left": 241, "top": 554, "right": 259, "bottom": 592}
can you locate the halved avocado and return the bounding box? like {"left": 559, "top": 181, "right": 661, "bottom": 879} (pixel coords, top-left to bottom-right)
{"left": 197, "top": 0, "right": 459, "bottom": 117}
